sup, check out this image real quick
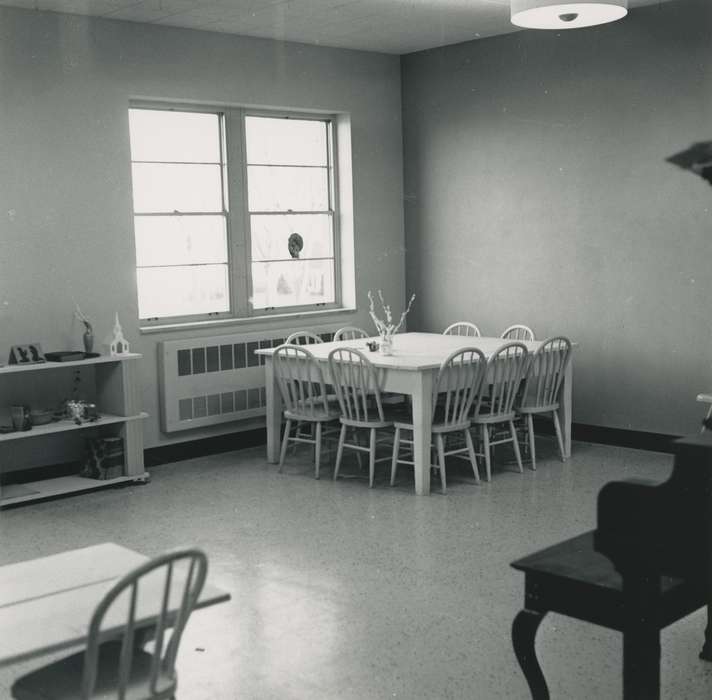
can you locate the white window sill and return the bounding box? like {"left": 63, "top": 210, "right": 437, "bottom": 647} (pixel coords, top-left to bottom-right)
{"left": 139, "top": 306, "right": 358, "bottom": 335}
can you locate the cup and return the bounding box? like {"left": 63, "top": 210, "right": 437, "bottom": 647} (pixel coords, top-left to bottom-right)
{"left": 10, "top": 405, "right": 31, "bottom": 431}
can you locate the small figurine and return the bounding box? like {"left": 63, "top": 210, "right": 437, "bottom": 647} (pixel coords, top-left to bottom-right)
{"left": 74, "top": 304, "right": 94, "bottom": 354}
{"left": 107, "top": 313, "right": 130, "bottom": 356}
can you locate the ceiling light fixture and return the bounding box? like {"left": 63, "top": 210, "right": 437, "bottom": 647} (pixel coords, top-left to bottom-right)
{"left": 511, "top": 0, "right": 627, "bottom": 29}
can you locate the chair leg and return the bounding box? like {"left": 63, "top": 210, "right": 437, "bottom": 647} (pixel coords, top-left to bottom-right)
{"left": 552, "top": 411, "right": 566, "bottom": 462}
{"left": 278, "top": 419, "right": 291, "bottom": 472}
{"left": 353, "top": 427, "right": 364, "bottom": 471}
{"left": 368, "top": 428, "right": 376, "bottom": 488}
{"left": 482, "top": 425, "right": 492, "bottom": 482}
{"left": 436, "top": 433, "right": 447, "bottom": 494}
{"left": 464, "top": 429, "right": 480, "bottom": 483}
{"left": 510, "top": 421, "right": 523, "bottom": 473}
{"left": 391, "top": 427, "right": 401, "bottom": 486}
{"left": 314, "top": 421, "right": 322, "bottom": 480}
{"left": 527, "top": 414, "right": 537, "bottom": 471}
{"left": 333, "top": 424, "right": 346, "bottom": 480}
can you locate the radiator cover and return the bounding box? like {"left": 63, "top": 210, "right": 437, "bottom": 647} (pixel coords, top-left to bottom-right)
{"left": 158, "top": 327, "right": 338, "bottom": 433}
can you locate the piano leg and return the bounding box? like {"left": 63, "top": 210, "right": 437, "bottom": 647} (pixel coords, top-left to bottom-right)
{"left": 700, "top": 603, "right": 712, "bottom": 661}
{"left": 622, "top": 623, "right": 660, "bottom": 699}
{"left": 512, "top": 608, "right": 549, "bottom": 700}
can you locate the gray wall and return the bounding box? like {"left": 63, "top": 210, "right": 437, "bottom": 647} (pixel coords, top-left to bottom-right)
{"left": 0, "top": 6, "right": 404, "bottom": 465}
{"left": 402, "top": 0, "right": 712, "bottom": 434}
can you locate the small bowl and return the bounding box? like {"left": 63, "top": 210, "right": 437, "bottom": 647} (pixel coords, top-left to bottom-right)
{"left": 30, "top": 409, "right": 53, "bottom": 426}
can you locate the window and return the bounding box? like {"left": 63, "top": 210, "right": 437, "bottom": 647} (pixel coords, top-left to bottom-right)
{"left": 128, "top": 105, "right": 341, "bottom": 325}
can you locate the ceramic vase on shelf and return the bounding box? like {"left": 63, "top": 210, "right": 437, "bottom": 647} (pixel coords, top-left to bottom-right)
{"left": 380, "top": 334, "right": 393, "bottom": 356}
{"left": 83, "top": 329, "right": 94, "bottom": 354}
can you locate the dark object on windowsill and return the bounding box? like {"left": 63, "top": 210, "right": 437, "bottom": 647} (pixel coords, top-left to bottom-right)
{"left": 366, "top": 341, "right": 379, "bottom": 352}
{"left": 45, "top": 351, "right": 101, "bottom": 363}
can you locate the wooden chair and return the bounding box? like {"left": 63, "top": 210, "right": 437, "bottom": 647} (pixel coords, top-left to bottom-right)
{"left": 517, "top": 336, "right": 572, "bottom": 470}
{"left": 443, "top": 321, "right": 481, "bottom": 338}
{"left": 285, "top": 330, "right": 323, "bottom": 345}
{"left": 471, "top": 342, "right": 529, "bottom": 481}
{"left": 501, "top": 324, "right": 535, "bottom": 341}
{"left": 391, "top": 348, "right": 486, "bottom": 493}
{"left": 328, "top": 347, "right": 396, "bottom": 488}
{"left": 274, "top": 344, "right": 339, "bottom": 479}
{"left": 11, "top": 549, "right": 208, "bottom": 700}
{"left": 333, "top": 326, "right": 369, "bottom": 342}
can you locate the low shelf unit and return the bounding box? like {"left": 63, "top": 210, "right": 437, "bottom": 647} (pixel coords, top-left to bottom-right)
{"left": 0, "top": 353, "right": 150, "bottom": 507}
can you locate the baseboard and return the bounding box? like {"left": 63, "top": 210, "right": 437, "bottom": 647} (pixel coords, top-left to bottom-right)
{"left": 533, "top": 417, "right": 680, "bottom": 454}
{"left": 1, "top": 422, "right": 681, "bottom": 486}
{"left": 144, "top": 428, "right": 267, "bottom": 467}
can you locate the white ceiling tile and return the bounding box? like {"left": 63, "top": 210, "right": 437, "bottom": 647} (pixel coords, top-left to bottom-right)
{"left": 0, "top": 0, "right": 679, "bottom": 54}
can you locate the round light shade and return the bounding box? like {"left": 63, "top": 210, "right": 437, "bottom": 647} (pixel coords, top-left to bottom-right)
{"left": 511, "top": 0, "right": 627, "bottom": 29}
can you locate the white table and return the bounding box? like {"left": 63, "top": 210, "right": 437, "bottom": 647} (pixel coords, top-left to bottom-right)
{"left": 0, "top": 543, "right": 231, "bottom": 668}
{"left": 257, "top": 332, "right": 573, "bottom": 496}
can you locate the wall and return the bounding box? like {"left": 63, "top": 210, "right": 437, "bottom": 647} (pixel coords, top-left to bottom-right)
{"left": 402, "top": 0, "right": 712, "bottom": 434}
{"left": 0, "top": 6, "right": 405, "bottom": 466}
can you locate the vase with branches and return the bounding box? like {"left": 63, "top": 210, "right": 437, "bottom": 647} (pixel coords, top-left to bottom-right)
{"left": 367, "top": 290, "right": 416, "bottom": 355}
{"left": 74, "top": 305, "right": 93, "bottom": 354}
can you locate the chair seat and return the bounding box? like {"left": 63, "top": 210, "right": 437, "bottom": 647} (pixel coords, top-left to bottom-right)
{"left": 519, "top": 402, "right": 559, "bottom": 415}
{"left": 11, "top": 641, "right": 176, "bottom": 700}
{"left": 284, "top": 402, "right": 341, "bottom": 422}
{"left": 472, "top": 411, "right": 517, "bottom": 424}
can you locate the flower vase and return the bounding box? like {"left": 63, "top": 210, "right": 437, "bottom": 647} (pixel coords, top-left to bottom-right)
{"left": 83, "top": 330, "right": 94, "bottom": 354}
{"left": 380, "top": 334, "right": 393, "bottom": 356}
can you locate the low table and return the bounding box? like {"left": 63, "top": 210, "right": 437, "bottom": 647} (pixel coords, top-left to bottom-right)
{"left": 0, "top": 542, "right": 231, "bottom": 668}
{"left": 510, "top": 532, "right": 710, "bottom": 699}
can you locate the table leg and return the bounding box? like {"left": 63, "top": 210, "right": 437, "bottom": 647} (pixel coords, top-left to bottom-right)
{"left": 512, "top": 608, "right": 549, "bottom": 700}
{"left": 411, "top": 370, "right": 433, "bottom": 496}
{"left": 264, "top": 357, "right": 282, "bottom": 464}
{"left": 557, "top": 359, "right": 573, "bottom": 458}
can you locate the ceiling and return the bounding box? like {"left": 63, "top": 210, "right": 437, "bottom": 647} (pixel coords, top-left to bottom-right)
{"left": 0, "top": 0, "right": 670, "bottom": 54}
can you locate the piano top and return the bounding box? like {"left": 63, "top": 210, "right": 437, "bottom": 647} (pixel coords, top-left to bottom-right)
{"left": 511, "top": 531, "right": 685, "bottom": 594}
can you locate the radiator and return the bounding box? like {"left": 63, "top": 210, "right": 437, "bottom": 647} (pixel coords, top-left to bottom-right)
{"left": 158, "top": 327, "right": 339, "bottom": 433}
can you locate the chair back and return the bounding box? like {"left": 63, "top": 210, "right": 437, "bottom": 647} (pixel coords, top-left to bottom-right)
{"left": 434, "top": 348, "right": 487, "bottom": 428}
{"left": 443, "top": 321, "right": 481, "bottom": 338}
{"left": 475, "top": 342, "right": 529, "bottom": 419}
{"left": 333, "top": 326, "right": 369, "bottom": 342}
{"left": 501, "top": 324, "right": 535, "bottom": 341}
{"left": 285, "top": 330, "right": 323, "bottom": 346}
{"left": 521, "top": 336, "right": 572, "bottom": 409}
{"left": 81, "top": 548, "right": 208, "bottom": 699}
{"left": 274, "top": 345, "right": 329, "bottom": 418}
{"left": 328, "top": 348, "right": 385, "bottom": 425}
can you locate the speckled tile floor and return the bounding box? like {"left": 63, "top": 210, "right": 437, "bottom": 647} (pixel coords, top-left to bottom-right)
{"left": 1, "top": 438, "right": 711, "bottom": 699}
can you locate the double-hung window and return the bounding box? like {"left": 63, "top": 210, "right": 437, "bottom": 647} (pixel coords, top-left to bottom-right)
{"left": 128, "top": 105, "right": 340, "bottom": 326}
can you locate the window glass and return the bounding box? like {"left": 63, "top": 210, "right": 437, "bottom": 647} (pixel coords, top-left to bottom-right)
{"left": 245, "top": 116, "right": 327, "bottom": 166}
{"left": 129, "top": 109, "right": 221, "bottom": 163}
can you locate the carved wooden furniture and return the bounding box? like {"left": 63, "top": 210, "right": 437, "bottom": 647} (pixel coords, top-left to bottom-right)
{"left": 333, "top": 327, "right": 369, "bottom": 342}
{"left": 501, "top": 324, "right": 535, "bottom": 341}
{"left": 443, "top": 321, "right": 481, "bottom": 338}
{"left": 511, "top": 433, "right": 712, "bottom": 699}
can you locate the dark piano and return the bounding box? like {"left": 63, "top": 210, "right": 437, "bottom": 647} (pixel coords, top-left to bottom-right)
{"left": 510, "top": 433, "right": 712, "bottom": 700}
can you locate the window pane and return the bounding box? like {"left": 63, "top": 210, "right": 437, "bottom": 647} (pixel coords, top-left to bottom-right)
{"left": 250, "top": 214, "right": 332, "bottom": 262}
{"left": 132, "top": 163, "right": 223, "bottom": 213}
{"left": 251, "top": 259, "right": 334, "bottom": 309}
{"left": 137, "top": 264, "right": 229, "bottom": 319}
{"left": 128, "top": 109, "right": 221, "bottom": 163}
{"left": 245, "top": 116, "right": 327, "bottom": 166}
{"left": 247, "top": 165, "right": 328, "bottom": 212}
{"left": 135, "top": 215, "right": 228, "bottom": 267}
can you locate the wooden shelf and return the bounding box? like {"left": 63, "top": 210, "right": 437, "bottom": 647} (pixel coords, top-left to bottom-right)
{"left": 0, "top": 353, "right": 141, "bottom": 375}
{"left": 0, "top": 473, "right": 150, "bottom": 506}
{"left": 1, "top": 354, "right": 148, "bottom": 506}
{"left": 0, "top": 412, "right": 148, "bottom": 442}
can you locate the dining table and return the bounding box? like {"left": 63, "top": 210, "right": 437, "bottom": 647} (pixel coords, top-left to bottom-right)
{"left": 0, "top": 542, "right": 231, "bottom": 668}
{"left": 257, "top": 332, "right": 573, "bottom": 495}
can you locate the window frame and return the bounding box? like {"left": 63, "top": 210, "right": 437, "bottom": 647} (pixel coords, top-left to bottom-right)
{"left": 130, "top": 101, "right": 342, "bottom": 328}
